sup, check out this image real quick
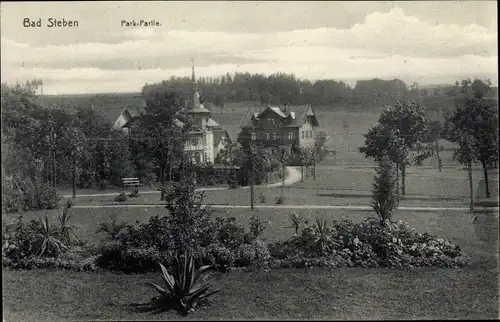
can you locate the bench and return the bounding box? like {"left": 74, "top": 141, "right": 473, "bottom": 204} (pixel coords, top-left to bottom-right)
{"left": 122, "top": 177, "right": 143, "bottom": 189}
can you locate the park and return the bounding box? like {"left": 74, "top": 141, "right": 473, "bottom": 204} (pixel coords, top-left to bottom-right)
{"left": 2, "top": 72, "right": 499, "bottom": 320}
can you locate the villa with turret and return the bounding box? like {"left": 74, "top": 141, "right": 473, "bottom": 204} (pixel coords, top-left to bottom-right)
{"left": 113, "top": 63, "right": 231, "bottom": 164}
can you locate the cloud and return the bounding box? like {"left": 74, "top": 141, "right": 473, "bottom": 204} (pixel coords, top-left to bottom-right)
{"left": 1, "top": 7, "right": 497, "bottom": 94}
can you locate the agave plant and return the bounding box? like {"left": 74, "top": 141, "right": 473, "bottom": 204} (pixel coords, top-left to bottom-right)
{"left": 307, "top": 217, "right": 337, "bottom": 256}
{"left": 96, "top": 218, "right": 128, "bottom": 240}
{"left": 37, "top": 213, "right": 68, "bottom": 257}
{"left": 286, "top": 212, "right": 307, "bottom": 236}
{"left": 146, "top": 251, "right": 219, "bottom": 316}
{"left": 57, "top": 201, "right": 77, "bottom": 244}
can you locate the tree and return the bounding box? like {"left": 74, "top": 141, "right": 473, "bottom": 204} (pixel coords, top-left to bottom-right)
{"left": 162, "top": 174, "right": 212, "bottom": 252}
{"left": 427, "top": 120, "right": 443, "bottom": 172}
{"left": 213, "top": 94, "right": 225, "bottom": 114}
{"left": 135, "top": 90, "right": 187, "bottom": 184}
{"left": 359, "top": 100, "right": 431, "bottom": 195}
{"left": 445, "top": 81, "right": 498, "bottom": 201}
{"left": 371, "top": 155, "right": 400, "bottom": 227}
{"left": 276, "top": 146, "right": 292, "bottom": 197}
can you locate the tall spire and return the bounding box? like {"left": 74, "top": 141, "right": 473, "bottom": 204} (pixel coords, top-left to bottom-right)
{"left": 187, "top": 58, "right": 201, "bottom": 110}
{"left": 191, "top": 58, "right": 197, "bottom": 90}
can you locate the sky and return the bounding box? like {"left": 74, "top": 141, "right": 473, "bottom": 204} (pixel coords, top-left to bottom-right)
{"left": 1, "top": 1, "right": 497, "bottom": 95}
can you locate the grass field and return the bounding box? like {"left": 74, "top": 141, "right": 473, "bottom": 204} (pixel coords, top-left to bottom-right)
{"left": 55, "top": 165, "right": 499, "bottom": 209}
{"left": 3, "top": 206, "right": 498, "bottom": 320}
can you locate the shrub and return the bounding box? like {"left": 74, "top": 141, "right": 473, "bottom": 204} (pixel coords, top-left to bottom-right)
{"left": 95, "top": 241, "right": 171, "bottom": 273}
{"left": 249, "top": 216, "right": 267, "bottom": 239}
{"left": 96, "top": 219, "right": 128, "bottom": 240}
{"left": 252, "top": 239, "right": 271, "bottom": 268}
{"left": 371, "top": 155, "right": 399, "bottom": 226}
{"left": 2, "top": 177, "right": 60, "bottom": 213}
{"left": 98, "top": 179, "right": 109, "bottom": 191}
{"left": 275, "top": 196, "right": 285, "bottom": 204}
{"left": 258, "top": 194, "right": 266, "bottom": 203}
{"left": 162, "top": 176, "right": 212, "bottom": 252}
{"left": 235, "top": 244, "right": 256, "bottom": 266}
{"left": 197, "top": 244, "right": 234, "bottom": 272}
{"left": 211, "top": 217, "right": 246, "bottom": 249}
{"left": 270, "top": 219, "right": 468, "bottom": 269}
{"left": 145, "top": 172, "right": 157, "bottom": 187}
{"left": 115, "top": 193, "right": 127, "bottom": 202}
{"left": 146, "top": 252, "right": 219, "bottom": 316}
{"left": 129, "top": 189, "right": 140, "bottom": 198}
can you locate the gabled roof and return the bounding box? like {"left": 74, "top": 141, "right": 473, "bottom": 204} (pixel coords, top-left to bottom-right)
{"left": 213, "top": 129, "right": 231, "bottom": 146}
{"left": 240, "top": 104, "right": 319, "bottom": 128}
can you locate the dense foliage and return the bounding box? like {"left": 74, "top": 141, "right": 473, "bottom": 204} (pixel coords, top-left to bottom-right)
{"left": 141, "top": 73, "right": 495, "bottom": 113}
{"left": 268, "top": 219, "right": 468, "bottom": 269}
{"left": 444, "top": 79, "right": 498, "bottom": 205}
{"left": 359, "top": 99, "right": 432, "bottom": 195}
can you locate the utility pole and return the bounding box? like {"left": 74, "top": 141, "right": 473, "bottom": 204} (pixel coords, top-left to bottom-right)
{"left": 52, "top": 132, "right": 57, "bottom": 188}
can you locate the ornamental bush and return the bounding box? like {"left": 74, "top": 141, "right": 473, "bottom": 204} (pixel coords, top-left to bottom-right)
{"left": 268, "top": 219, "right": 468, "bottom": 269}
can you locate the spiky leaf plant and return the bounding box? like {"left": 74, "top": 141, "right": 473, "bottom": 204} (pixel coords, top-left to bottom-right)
{"left": 57, "top": 200, "right": 77, "bottom": 244}
{"left": 96, "top": 219, "right": 128, "bottom": 240}
{"left": 308, "top": 217, "right": 338, "bottom": 256}
{"left": 37, "top": 214, "right": 68, "bottom": 257}
{"left": 146, "top": 251, "right": 219, "bottom": 316}
{"left": 286, "top": 212, "right": 307, "bottom": 236}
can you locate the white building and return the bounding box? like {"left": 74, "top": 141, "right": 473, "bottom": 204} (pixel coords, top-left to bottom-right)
{"left": 113, "top": 64, "right": 230, "bottom": 164}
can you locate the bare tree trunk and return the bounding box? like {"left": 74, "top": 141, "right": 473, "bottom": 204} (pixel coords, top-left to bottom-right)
{"left": 468, "top": 161, "right": 474, "bottom": 211}
{"left": 301, "top": 164, "right": 304, "bottom": 182}
{"left": 53, "top": 148, "right": 56, "bottom": 188}
{"left": 72, "top": 155, "right": 76, "bottom": 199}
{"left": 313, "top": 160, "right": 316, "bottom": 181}
{"left": 481, "top": 160, "right": 490, "bottom": 198}
{"left": 396, "top": 161, "right": 400, "bottom": 194}
{"left": 250, "top": 168, "right": 254, "bottom": 211}
{"left": 401, "top": 164, "right": 406, "bottom": 195}
{"left": 435, "top": 139, "right": 442, "bottom": 172}
{"left": 168, "top": 162, "right": 172, "bottom": 182}
{"left": 281, "top": 164, "right": 285, "bottom": 197}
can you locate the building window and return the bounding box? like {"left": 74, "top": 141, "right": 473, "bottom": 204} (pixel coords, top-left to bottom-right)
{"left": 251, "top": 132, "right": 256, "bottom": 140}
{"left": 310, "top": 130, "right": 313, "bottom": 138}
{"left": 288, "top": 132, "right": 293, "bottom": 140}
{"left": 204, "top": 152, "right": 208, "bottom": 162}
{"left": 203, "top": 136, "right": 207, "bottom": 145}
{"left": 191, "top": 139, "right": 197, "bottom": 146}
{"left": 301, "top": 131, "right": 304, "bottom": 139}
{"left": 272, "top": 133, "right": 276, "bottom": 140}
{"left": 266, "top": 132, "right": 270, "bottom": 140}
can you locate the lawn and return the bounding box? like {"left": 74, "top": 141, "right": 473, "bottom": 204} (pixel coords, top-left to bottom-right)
{"left": 3, "top": 267, "right": 498, "bottom": 320}
{"left": 3, "top": 206, "right": 498, "bottom": 320}
{"left": 59, "top": 165, "right": 499, "bottom": 208}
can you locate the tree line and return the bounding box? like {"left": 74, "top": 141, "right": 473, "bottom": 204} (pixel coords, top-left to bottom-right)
{"left": 142, "top": 72, "right": 496, "bottom": 117}
{"left": 359, "top": 78, "right": 498, "bottom": 210}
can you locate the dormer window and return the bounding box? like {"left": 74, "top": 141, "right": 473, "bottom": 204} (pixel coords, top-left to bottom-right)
{"left": 251, "top": 132, "right": 256, "bottom": 140}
